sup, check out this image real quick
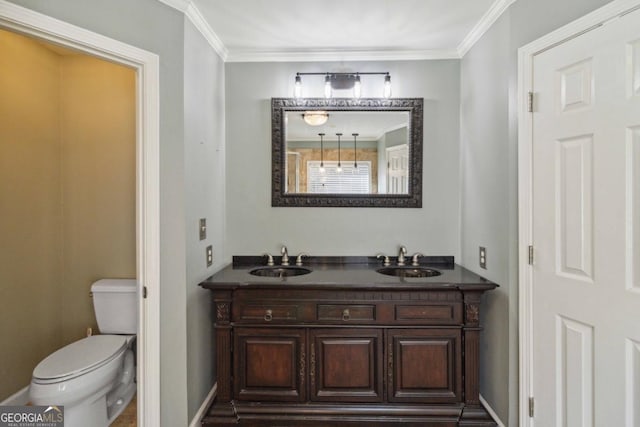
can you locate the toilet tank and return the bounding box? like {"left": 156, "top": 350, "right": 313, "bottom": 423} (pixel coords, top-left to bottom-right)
{"left": 91, "top": 279, "right": 138, "bottom": 334}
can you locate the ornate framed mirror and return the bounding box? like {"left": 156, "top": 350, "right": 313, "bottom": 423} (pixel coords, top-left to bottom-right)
{"left": 271, "top": 98, "right": 423, "bottom": 207}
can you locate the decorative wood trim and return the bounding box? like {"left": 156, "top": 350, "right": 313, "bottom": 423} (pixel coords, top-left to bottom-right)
{"left": 216, "top": 302, "right": 230, "bottom": 322}
{"left": 309, "top": 343, "right": 316, "bottom": 390}
{"left": 299, "top": 345, "right": 306, "bottom": 389}
{"left": 271, "top": 98, "right": 423, "bottom": 208}
{"left": 216, "top": 328, "right": 232, "bottom": 402}
{"left": 465, "top": 304, "right": 480, "bottom": 324}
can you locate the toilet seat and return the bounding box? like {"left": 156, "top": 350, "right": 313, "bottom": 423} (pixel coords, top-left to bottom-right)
{"left": 33, "top": 335, "right": 127, "bottom": 384}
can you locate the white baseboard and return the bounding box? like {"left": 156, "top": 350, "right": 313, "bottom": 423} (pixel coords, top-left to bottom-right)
{"left": 189, "top": 382, "right": 217, "bottom": 427}
{"left": 479, "top": 394, "right": 506, "bottom": 427}
{"left": 0, "top": 386, "right": 29, "bottom": 406}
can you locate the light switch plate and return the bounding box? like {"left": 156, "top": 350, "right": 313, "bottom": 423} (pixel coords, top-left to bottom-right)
{"left": 206, "top": 245, "right": 213, "bottom": 267}
{"left": 479, "top": 246, "right": 487, "bottom": 269}
{"left": 199, "top": 218, "right": 207, "bottom": 240}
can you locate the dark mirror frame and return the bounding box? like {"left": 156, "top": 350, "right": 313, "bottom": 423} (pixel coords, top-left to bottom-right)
{"left": 271, "top": 98, "right": 423, "bottom": 208}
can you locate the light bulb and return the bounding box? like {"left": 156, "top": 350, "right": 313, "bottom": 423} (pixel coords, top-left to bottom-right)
{"left": 319, "top": 164, "right": 325, "bottom": 174}
{"left": 324, "top": 74, "right": 332, "bottom": 98}
{"left": 383, "top": 74, "right": 392, "bottom": 98}
{"left": 353, "top": 75, "right": 361, "bottom": 99}
{"left": 336, "top": 163, "right": 342, "bottom": 173}
{"left": 294, "top": 75, "right": 302, "bottom": 99}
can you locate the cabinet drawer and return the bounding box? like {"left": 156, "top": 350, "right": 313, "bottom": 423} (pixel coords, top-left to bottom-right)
{"left": 237, "top": 304, "right": 299, "bottom": 323}
{"left": 394, "top": 304, "right": 462, "bottom": 325}
{"left": 317, "top": 304, "right": 375, "bottom": 322}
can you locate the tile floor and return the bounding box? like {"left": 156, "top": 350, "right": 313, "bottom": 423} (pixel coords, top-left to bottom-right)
{"left": 111, "top": 394, "right": 136, "bottom": 427}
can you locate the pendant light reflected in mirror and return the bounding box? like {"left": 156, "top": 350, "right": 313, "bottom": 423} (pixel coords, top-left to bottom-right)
{"left": 352, "top": 133, "right": 359, "bottom": 168}
{"left": 324, "top": 74, "right": 332, "bottom": 99}
{"left": 336, "top": 133, "right": 342, "bottom": 173}
{"left": 353, "top": 74, "right": 361, "bottom": 99}
{"left": 318, "top": 132, "right": 325, "bottom": 174}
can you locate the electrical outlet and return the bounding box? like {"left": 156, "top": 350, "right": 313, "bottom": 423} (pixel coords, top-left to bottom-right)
{"left": 206, "top": 245, "right": 213, "bottom": 267}
{"left": 479, "top": 246, "right": 487, "bottom": 269}
{"left": 199, "top": 218, "right": 207, "bottom": 240}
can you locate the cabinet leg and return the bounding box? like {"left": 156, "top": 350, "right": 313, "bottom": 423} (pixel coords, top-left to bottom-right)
{"left": 201, "top": 400, "right": 238, "bottom": 426}
{"left": 459, "top": 404, "right": 497, "bottom": 427}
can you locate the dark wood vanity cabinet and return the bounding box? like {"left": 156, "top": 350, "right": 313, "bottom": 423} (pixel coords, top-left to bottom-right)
{"left": 202, "top": 286, "right": 496, "bottom": 427}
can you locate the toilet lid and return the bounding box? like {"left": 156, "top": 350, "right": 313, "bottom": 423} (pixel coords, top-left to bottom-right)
{"left": 33, "top": 335, "right": 127, "bottom": 381}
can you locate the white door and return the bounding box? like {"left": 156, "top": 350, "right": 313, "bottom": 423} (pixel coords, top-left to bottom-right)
{"left": 531, "top": 8, "right": 640, "bottom": 427}
{"left": 386, "top": 144, "right": 409, "bottom": 194}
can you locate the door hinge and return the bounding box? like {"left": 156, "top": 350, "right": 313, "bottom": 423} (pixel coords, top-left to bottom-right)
{"left": 528, "top": 245, "right": 534, "bottom": 265}
{"left": 528, "top": 91, "right": 534, "bottom": 113}
{"left": 529, "top": 396, "right": 535, "bottom": 417}
{"left": 143, "top": 286, "right": 148, "bottom": 299}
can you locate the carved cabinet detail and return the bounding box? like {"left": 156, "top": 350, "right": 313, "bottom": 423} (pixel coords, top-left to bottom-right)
{"left": 202, "top": 284, "right": 496, "bottom": 426}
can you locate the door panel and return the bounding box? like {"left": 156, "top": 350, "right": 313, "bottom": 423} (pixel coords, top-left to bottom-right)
{"left": 531, "top": 8, "right": 640, "bottom": 426}
{"left": 309, "top": 329, "right": 383, "bottom": 402}
{"left": 387, "top": 329, "right": 461, "bottom": 403}
{"left": 234, "top": 328, "right": 306, "bottom": 402}
{"left": 386, "top": 144, "right": 408, "bottom": 194}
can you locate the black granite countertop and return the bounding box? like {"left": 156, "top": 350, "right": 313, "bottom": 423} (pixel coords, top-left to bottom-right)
{"left": 199, "top": 256, "right": 498, "bottom": 291}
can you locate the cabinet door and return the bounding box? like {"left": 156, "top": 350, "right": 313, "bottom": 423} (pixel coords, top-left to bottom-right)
{"left": 387, "top": 329, "right": 461, "bottom": 403}
{"left": 234, "top": 328, "right": 306, "bottom": 402}
{"left": 309, "top": 329, "right": 383, "bottom": 402}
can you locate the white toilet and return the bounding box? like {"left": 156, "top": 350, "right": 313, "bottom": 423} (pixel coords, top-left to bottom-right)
{"left": 29, "top": 279, "right": 137, "bottom": 427}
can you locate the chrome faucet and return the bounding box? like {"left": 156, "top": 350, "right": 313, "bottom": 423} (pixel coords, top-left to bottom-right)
{"left": 376, "top": 254, "right": 391, "bottom": 266}
{"left": 281, "top": 246, "right": 290, "bottom": 266}
{"left": 411, "top": 253, "right": 424, "bottom": 266}
{"left": 397, "top": 246, "right": 407, "bottom": 266}
{"left": 295, "top": 253, "right": 308, "bottom": 266}
{"left": 263, "top": 253, "right": 274, "bottom": 266}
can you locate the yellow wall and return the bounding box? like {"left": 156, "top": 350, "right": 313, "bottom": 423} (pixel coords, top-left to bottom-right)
{"left": 0, "top": 30, "right": 135, "bottom": 400}
{"left": 59, "top": 55, "right": 136, "bottom": 344}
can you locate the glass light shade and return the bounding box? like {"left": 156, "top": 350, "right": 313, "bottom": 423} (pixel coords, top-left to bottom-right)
{"left": 303, "top": 111, "right": 329, "bottom": 126}
{"left": 383, "top": 74, "right": 392, "bottom": 98}
{"left": 294, "top": 75, "right": 302, "bottom": 98}
{"left": 324, "top": 75, "right": 332, "bottom": 98}
{"left": 353, "top": 75, "right": 362, "bottom": 98}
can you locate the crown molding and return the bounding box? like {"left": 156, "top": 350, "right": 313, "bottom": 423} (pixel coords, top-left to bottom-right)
{"left": 457, "top": 0, "right": 518, "bottom": 57}
{"left": 156, "top": 0, "right": 227, "bottom": 60}
{"left": 184, "top": 2, "right": 228, "bottom": 60}
{"left": 156, "top": 0, "right": 190, "bottom": 12}
{"left": 226, "top": 48, "right": 461, "bottom": 63}
{"left": 157, "top": 0, "right": 514, "bottom": 63}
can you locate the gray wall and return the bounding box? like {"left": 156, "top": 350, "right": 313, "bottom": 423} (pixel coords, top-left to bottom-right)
{"left": 4, "top": 1, "right": 223, "bottom": 424}
{"left": 183, "top": 17, "right": 226, "bottom": 420}
{"left": 225, "top": 60, "right": 461, "bottom": 258}
{"left": 459, "top": 0, "right": 614, "bottom": 424}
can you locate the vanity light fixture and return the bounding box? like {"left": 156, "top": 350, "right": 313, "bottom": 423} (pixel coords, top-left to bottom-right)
{"left": 336, "top": 133, "right": 343, "bottom": 173}
{"left": 294, "top": 74, "right": 302, "bottom": 98}
{"left": 352, "top": 133, "right": 359, "bottom": 168}
{"left": 383, "top": 74, "right": 392, "bottom": 99}
{"left": 318, "top": 133, "right": 325, "bottom": 174}
{"left": 324, "top": 74, "right": 332, "bottom": 99}
{"left": 353, "top": 74, "right": 362, "bottom": 99}
{"left": 294, "top": 72, "right": 391, "bottom": 99}
{"left": 303, "top": 111, "right": 329, "bottom": 126}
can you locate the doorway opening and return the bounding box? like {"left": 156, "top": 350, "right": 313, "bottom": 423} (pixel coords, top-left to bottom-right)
{"left": 0, "top": 2, "right": 160, "bottom": 425}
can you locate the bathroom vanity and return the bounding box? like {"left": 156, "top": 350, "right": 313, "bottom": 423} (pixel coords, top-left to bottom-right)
{"left": 199, "top": 256, "right": 497, "bottom": 426}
